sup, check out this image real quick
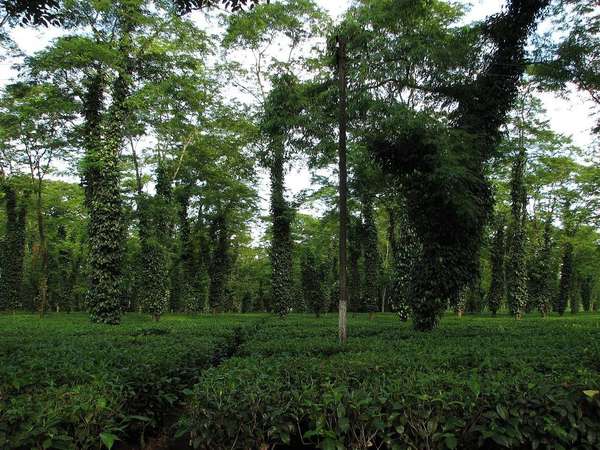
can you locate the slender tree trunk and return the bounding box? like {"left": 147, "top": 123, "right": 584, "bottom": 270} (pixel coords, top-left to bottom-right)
{"left": 337, "top": 35, "right": 348, "bottom": 344}
{"left": 129, "top": 137, "right": 143, "bottom": 197}
{"left": 35, "top": 179, "right": 48, "bottom": 317}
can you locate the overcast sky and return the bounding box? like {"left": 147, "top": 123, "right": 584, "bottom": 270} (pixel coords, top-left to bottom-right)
{"left": 0, "top": 0, "right": 597, "bottom": 228}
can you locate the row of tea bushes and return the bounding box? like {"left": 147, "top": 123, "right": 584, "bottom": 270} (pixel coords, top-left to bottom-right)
{"left": 180, "top": 314, "right": 600, "bottom": 449}
{"left": 0, "top": 314, "right": 261, "bottom": 449}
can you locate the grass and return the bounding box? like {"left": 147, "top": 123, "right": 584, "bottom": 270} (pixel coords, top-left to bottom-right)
{"left": 1, "top": 312, "right": 600, "bottom": 449}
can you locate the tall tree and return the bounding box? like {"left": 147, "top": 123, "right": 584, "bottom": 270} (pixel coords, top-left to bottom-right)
{"left": 221, "top": 0, "right": 326, "bottom": 316}
{"left": 0, "top": 184, "right": 26, "bottom": 311}
{"left": 137, "top": 164, "right": 173, "bottom": 321}
{"left": 529, "top": 213, "right": 554, "bottom": 316}
{"left": 361, "top": 190, "right": 379, "bottom": 317}
{"left": 557, "top": 200, "right": 575, "bottom": 315}
{"left": 581, "top": 276, "right": 594, "bottom": 312}
{"left": 506, "top": 145, "right": 529, "bottom": 319}
{"left": 83, "top": 0, "right": 138, "bottom": 324}
{"left": 487, "top": 217, "right": 506, "bottom": 315}
{"left": 337, "top": 33, "right": 348, "bottom": 343}
{"left": 301, "top": 247, "right": 326, "bottom": 317}
{"left": 0, "top": 82, "right": 75, "bottom": 315}
{"left": 208, "top": 211, "right": 232, "bottom": 313}
{"left": 367, "top": 0, "right": 550, "bottom": 330}
{"left": 261, "top": 75, "right": 301, "bottom": 316}
{"left": 347, "top": 217, "right": 362, "bottom": 312}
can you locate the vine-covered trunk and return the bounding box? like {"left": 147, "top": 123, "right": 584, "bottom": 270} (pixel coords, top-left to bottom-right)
{"left": 557, "top": 241, "right": 573, "bottom": 315}
{"left": 533, "top": 214, "right": 553, "bottom": 317}
{"left": 487, "top": 218, "right": 506, "bottom": 316}
{"left": 270, "top": 143, "right": 293, "bottom": 316}
{"left": 209, "top": 212, "right": 232, "bottom": 313}
{"left": 361, "top": 192, "right": 380, "bottom": 316}
{"left": 507, "top": 147, "right": 528, "bottom": 318}
{"left": 1, "top": 184, "right": 26, "bottom": 311}
{"left": 371, "top": 0, "right": 550, "bottom": 331}
{"left": 34, "top": 180, "right": 49, "bottom": 317}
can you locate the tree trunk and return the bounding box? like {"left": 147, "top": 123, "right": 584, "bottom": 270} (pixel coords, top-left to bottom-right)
{"left": 337, "top": 35, "right": 348, "bottom": 344}
{"left": 35, "top": 178, "right": 48, "bottom": 318}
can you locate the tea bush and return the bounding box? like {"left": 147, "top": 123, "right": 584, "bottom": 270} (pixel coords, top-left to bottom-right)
{"left": 0, "top": 313, "right": 263, "bottom": 449}
{"left": 181, "top": 314, "right": 600, "bottom": 450}
{"left": 2, "top": 313, "right": 600, "bottom": 449}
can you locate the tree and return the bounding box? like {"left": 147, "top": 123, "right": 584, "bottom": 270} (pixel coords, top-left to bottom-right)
{"left": 139, "top": 235, "right": 170, "bottom": 320}
{"left": 530, "top": 0, "right": 599, "bottom": 131}
{"left": 581, "top": 276, "right": 594, "bottom": 312}
{"left": 557, "top": 200, "right": 575, "bottom": 315}
{"left": 261, "top": 75, "right": 301, "bottom": 316}
{"left": 220, "top": 0, "right": 327, "bottom": 317}
{"left": 240, "top": 291, "right": 253, "bottom": 313}
{"left": 136, "top": 165, "right": 173, "bottom": 321}
{"left": 528, "top": 213, "right": 554, "bottom": 316}
{"left": 506, "top": 145, "right": 529, "bottom": 319}
{"left": 79, "top": 0, "right": 137, "bottom": 324}
{"left": 301, "top": 247, "right": 326, "bottom": 317}
{"left": 0, "top": 0, "right": 264, "bottom": 27}
{"left": 209, "top": 211, "right": 232, "bottom": 313}
{"left": 0, "top": 183, "right": 26, "bottom": 311}
{"left": 347, "top": 217, "right": 361, "bottom": 313}
{"left": 360, "top": 190, "right": 380, "bottom": 318}
{"left": 337, "top": 33, "right": 348, "bottom": 342}
{"left": 557, "top": 240, "right": 574, "bottom": 316}
{"left": 487, "top": 218, "right": 506, "bottom": 315}
{"left": 385, "top": 196, "right": 420, "bottom": 321}
{"left": 0, "top": 82, "right": 76, "bottom": 315}
{"left": 365, "top": 0, "right": 551, "bottom": 330}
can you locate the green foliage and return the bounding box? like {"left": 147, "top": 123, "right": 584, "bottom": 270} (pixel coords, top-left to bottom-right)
{"left": 506, "top": 148, "right": 529, "bottom": 318}
{"left": 136, "top": 164, "right": 176, "bottom": 321}
{"left": 180, "top": 313, "right": 600, "bottom": 449}
{"left": 263, "top": 75, "right": 303, "bottom": 317}
{"left": 386, "top": 200, "right": 419, "bottom": 321}
{"left": 368, "top": 0, "right": 550, "bottom": 330}
{"left": 361, "top": 192, "right": 379, "bottom": 314}
{"left": 557, "top": 241, "right": 574, "bottom": 316}
{"left": 347, "top": 217, "right": 362, "bottom": 313}
{"left": 84, "top": 72, "right": 126, "bottom": 324}
{"left": 0, "top": 313, "right": 260, "bottom": 449}
{"left": 139, "top": 237, "right": 170, "bottom": 320}
{"left": 240, "top": 291, "right": 253, "bottom": 313}
{"left": 222, "top": 0, "right": 326, "bottom": 55}
{"left": 528, "top": 216, "right": 554, "bottom": 316}
{"left": 529, "top": 0, "right": 599, "bottom": 127}
{"left": 487, "top": 219, "right": 506, "bottom": 315}
{"left": 209, "top": 212, "right": 233, "bottom": 312}
{"left": 581, "top": 276, "right": 594, "bottom": 312}
{"left": 0, "top": 184, "right": 26, "bottom": 311}
{"left": 300, "top": 247, "right": 326, "bottom": 317}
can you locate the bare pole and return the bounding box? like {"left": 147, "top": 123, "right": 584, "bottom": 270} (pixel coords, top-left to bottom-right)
{"left": 337, "top": 34, "right": 348, "bottom": 344}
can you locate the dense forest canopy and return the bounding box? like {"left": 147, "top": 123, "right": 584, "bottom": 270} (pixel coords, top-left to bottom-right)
{"left": 0, "top": 0, "right": 598, "bottom": 332}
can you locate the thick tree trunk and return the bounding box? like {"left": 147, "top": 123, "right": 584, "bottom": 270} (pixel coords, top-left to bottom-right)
{"left": 270, "top": 143, "right": 293, "bottom": 316}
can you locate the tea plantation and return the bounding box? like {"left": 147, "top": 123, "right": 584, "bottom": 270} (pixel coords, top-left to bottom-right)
{"left": 2, "top": 313, "right": 600, "bottom": 449}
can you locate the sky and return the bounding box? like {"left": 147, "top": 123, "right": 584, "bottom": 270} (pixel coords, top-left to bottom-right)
{"left": 0, "top": 0, "right": 597, "bottom": 230}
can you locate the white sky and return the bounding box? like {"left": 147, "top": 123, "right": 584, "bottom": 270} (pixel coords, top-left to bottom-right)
{"left": 0, "top": 0, "right": 597, "bottom": 231}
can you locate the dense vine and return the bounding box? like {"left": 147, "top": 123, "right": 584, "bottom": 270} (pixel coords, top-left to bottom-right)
{"left": 369, "top": 0, "right": 550, "bottom": 330}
